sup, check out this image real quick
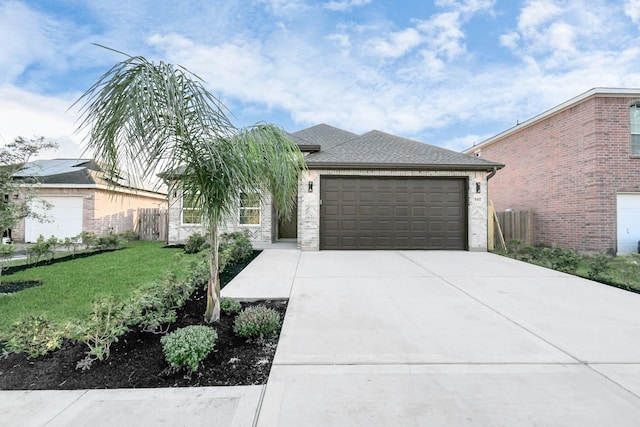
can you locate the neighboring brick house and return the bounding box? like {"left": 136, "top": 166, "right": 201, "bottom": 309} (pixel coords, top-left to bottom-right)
{"left": 464, "top": 88, "right": 640, "bottom": 255}
{"left": 11, "top": 159, "right": 166, "bottom": 242}
{"left": 166, "top": 124, "right": 503, "bottom": 251}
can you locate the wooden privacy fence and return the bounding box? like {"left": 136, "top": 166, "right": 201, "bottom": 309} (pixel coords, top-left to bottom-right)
{"left": 136, "top": 208, "right": 168, "bottom": 241}
{"left": 488, "top": 203, "right": 534, "bottom": 251}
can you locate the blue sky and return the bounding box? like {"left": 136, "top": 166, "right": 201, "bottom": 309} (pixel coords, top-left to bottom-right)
{"left": 2, "top": 0, "right": 640, "bottom": 159}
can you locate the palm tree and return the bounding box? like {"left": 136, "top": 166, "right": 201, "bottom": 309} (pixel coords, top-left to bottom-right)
{"left": 75, "top": 50, "right": 305, "bottom": 322}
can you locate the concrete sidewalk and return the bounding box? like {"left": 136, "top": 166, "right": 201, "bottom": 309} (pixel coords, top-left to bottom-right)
{"left": 256, "top": 251, "right": 640, "bottom": 426}
{"left": 4, "top": 249, "right": 640, "bottom": 426}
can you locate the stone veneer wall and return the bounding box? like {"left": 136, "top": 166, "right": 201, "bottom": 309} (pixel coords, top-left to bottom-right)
{"left": 297, "top": 169, "right": 490, "bottom": 251}
{"left": 166, "top": 185, "right": 273, "bottom": 245}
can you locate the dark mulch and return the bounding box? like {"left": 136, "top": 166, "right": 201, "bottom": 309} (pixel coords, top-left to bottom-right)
{"left": 0, "top": 280, "right": 43, "bottom": 294}
{"left": 0, "top": 288, "right": 287, "bottom": 390}
{"left": 0, "top": 249, "right": 286, "bottom": 390}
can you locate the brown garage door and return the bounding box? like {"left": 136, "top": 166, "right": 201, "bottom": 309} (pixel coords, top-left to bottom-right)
{"left": 320, "top": 176, "right": 467, "bottom": 250}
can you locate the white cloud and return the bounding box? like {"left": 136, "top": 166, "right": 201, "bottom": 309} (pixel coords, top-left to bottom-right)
{"left": 625, "top": 0, "right": 640, "bottom": 24}
{"left": 0, "top": 84, "right": 84, "bottom": 158}
{"left": 323, "top": 0, "right": 372, "bottom": 12}
{"left": 367, "top": 28, "right": 423, "bottom": 58}
{"left": 0, "top": 1, "right": 61, "bottom": 83}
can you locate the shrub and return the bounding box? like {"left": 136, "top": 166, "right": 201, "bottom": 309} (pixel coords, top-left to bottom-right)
{"left": 549, "top": 247, "right": 580, "bottom": 274}
{"left": 219, "top": 231, "right": 253, "bottom": 265}
{"left": 220, "top": 297, "right": 242, "bottom": 314}
{"left": 184, "top": 233, "right": 209, "bottom": 254}
{"left": 3, "top": 315, "right": 64, "bottom": 358}
{"left": 119, "top": 229, "right": 140, "bottom": 241}
{"left": 70, "top": 296, "right": 131, "bottom": 368}
{"left": 233, "top": 305, "right": 281, "bottom": 340}
{"left": 587, "top": 253, "right": 611, "bottom": 282}
{"left": 161, "top": 325, "right": 217, "bottom": 372}
{"left": 27, "top": 235, "right": 53, "bottom": 264}
{"left": 79, "top": 231, "right": 98, "bottom": 250}
{"left": 96, "top": 232, "right": 127, "bottom": 250}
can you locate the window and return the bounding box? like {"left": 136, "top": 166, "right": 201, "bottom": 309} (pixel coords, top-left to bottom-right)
{"left": 239, "top": 191, "right": 261, "bottom": 225}
{"left": 630, "top": 104, "right": 640, "bottom": 155}
{"left": 181, "top": 192, "right": 202, "bottom": 225}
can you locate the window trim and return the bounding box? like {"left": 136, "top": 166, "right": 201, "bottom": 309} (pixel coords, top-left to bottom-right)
{"left": 238, "top": 191, "right": 261, "bottom": 226}
{"left": 629, "top": 102, "right": 640, "bottom": 157}
{"left": 181, "top": 191, "right": 202, "bottom": 226}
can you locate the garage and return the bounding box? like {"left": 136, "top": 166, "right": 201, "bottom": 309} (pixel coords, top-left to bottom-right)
{"left": 320, "top": 176, "right": 467, "bottom": 250}
{"left": 617, "top": 193, "right": 640, "bottom": 255}
{"left": 25, "top": 196, "right": 84, "bottom": 242}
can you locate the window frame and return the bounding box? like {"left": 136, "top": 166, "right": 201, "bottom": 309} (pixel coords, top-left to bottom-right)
{"left": 238, "top": 191, "right": 261, "bottom": 226}
{"left": 629, "top": 103, "right": 640, "bottom": 156}
{"left": 181, "top": 190, "right": 202, "bottom": 226}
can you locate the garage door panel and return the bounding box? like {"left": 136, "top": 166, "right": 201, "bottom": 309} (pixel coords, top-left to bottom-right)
{"left": 25, "top": 196, "right": 84, "bottom": 243}
{"left": 320, "top": 177, "right": 467, "bottom": 250}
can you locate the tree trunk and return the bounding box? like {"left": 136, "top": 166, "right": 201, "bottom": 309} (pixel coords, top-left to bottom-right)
{"left": 204, "top": 221, "right": 221, "bottom": 323}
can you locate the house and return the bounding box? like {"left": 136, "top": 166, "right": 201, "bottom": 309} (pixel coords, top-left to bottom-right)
{"left": 464, "top": 88, "right": 640, "bottom": 255}
{"left": 166, "top": 124, "right": 503, "bottom": 251}
{"left": 11, "top": 159, "right": 167, "bottom": 242}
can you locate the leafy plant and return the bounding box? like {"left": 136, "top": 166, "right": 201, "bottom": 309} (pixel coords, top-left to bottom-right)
{"left": 184, "top": 233, "right": 209, "bottom": 254}
{"left": 587, "top": 253, "right": 611, "bottom": 282}
{"left": 3, "top": 315, "right": 64, "bottom": 358}
{"left": 71, "top": 296, "right": 131, "bottom": 369}
{"left": 160, "top": 325, "right": 217, "bottom": 372}
{"left": 27, "top": 235, "right": 53, "bottom": 264}
{"left": 233, "top": 305, "right": 281, "bottom": 340}
{"left": 220, "top": 297, "right": 242, "bottom": 314}
{"left": 549, "top": 247, "right": 580, "bottom": 274}
{"left": 220, "top": 231, "right": 253, "bottom": 265}
{"left": 119, "top": 229, "right": 140, "bottom": 241}
{"left": 96, "top": 232, "right": 126, "bottom": 250}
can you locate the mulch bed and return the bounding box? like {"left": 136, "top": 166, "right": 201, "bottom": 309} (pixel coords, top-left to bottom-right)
{"left": 0, "top": 250, "right": 287, "bottom": 390}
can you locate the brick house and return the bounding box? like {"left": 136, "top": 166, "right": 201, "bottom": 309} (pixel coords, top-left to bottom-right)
{"left": 166, "top": 124, "right": 503, "bottom": 251}
{"left": 11, "top": 159, "right": 166, "bottom": 242}
{"left": 464, "top": 88, "right": 640, "bottom": 255}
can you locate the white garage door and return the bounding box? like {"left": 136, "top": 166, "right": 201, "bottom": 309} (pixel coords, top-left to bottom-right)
{"left": 617, "top": 193, "right": 640, "bottom": 255}
{"left": 25, "top": 196, "right": 84, "bottom": 243}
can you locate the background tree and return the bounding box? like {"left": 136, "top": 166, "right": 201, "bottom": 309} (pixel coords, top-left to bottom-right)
{"left": 0, "top": 137, "right": 58, "bottom": 278}
{"left": 75, "top": 50, "right": 305, "bottom": 322}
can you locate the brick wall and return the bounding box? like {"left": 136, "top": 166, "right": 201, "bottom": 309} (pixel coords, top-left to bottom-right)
{"left": 474, "top": 95, "right": 640, "bottom": 253}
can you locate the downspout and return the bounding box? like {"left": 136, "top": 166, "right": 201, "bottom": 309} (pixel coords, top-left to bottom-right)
{"left": 487, "top": 166, "right": 498, "bottom": 180}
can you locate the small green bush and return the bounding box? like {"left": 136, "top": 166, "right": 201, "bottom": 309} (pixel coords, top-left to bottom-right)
{"left": 220, "top": 297, "right": 242, "bottom": 314}
{"left": 219, "top": 230, "right": 253, "bottom": 265}
{"left": 549, "top": 247, "right": 580, "bottom": 274}
{"left": 161, "top": 325, "right": 217, "bottom": 372}
{"left": 70, "top": 296, "right": 131, "bottom": 366}
{"left": 184, "top": 233, "right": 209, "bottom": 254}
{"left": 587, "top": 253, "right": 611, "bottom": 281}
{"left": 96, "top": 232, "right": 127, "bottom": 250}
{"left": 3, "top": 315, "right": 64, "bottom": 358}
{"left": 119, "top": 229, "right": 140, "bottom": 241}
{"left": 233, "top": 305, "right": 281, "bottom": 339}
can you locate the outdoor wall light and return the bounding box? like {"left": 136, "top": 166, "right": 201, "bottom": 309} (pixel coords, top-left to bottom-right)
{"left": 308, "top": 181, "right": 313, "bottom": 193}
{"left": 476, "top": 182, "right": 481, "bottom": 194}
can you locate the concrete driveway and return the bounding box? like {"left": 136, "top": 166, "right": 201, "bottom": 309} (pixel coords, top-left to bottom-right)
{"left": 5, "top": 249, "right": 640, "bottom": 426}
{"left": 255, "top": 250, "right": 640, "bottom": 426}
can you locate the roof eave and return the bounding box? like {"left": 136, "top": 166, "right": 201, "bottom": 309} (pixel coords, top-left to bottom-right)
{"left": 307, "top": 162, "right": 504, "bottom": 172}
{"left": 465, "top": 87, "right": 640, "bottom": 153}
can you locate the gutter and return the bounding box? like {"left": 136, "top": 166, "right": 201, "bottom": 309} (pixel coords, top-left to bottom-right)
{"left": 487, "top": 166, "right": 498, "bottom": 180}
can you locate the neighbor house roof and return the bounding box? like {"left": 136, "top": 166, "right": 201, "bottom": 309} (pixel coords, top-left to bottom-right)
{"left": 293, "top": 125, "right": 502, "bottom": 171}
{"left": 14, "top": 159, "right": 166, "bottom": 195}
{"left": 464, "top": 87, "right": 640, "bottom": 153}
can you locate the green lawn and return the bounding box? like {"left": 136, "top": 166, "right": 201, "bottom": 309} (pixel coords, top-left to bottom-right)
{"left": 0, "top": 241, "right": 197, "bottom": 335}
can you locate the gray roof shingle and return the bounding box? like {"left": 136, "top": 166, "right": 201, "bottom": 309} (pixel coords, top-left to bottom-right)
{"left": 295, "top": 126, "right": 502, "bottom": 171}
